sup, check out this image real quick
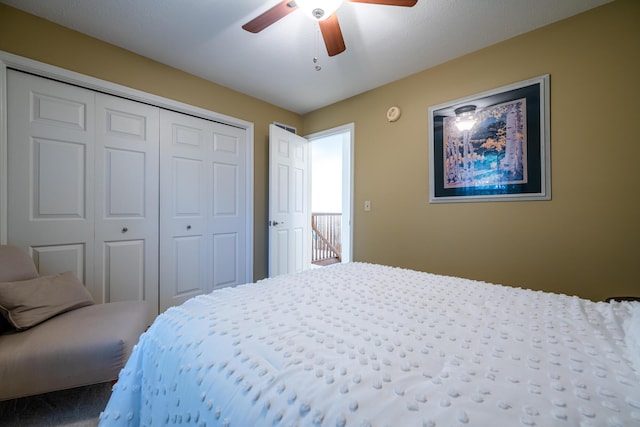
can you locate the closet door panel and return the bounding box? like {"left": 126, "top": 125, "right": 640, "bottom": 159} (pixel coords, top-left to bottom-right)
{"left": 7, "top": 70, "right": 95, "bottom": 286}
{"left": 212, "top": 232, "right": 238, "bottom": 287}
{"left": 210, "top": 124, "right": 247, "bottom": 290}
{"left": 159, "top": 110, "right": 210, "bottom": 311}
{"left": 213, "top": 162, "right": 238, "bottom": 216}
{"left": 105, "top": 149, "right": 146, "bottom": 215}
{"left": 174, "top": 157, "right": 203, "bottom": 216}
{"left": 173, "top": 236, "right": 206, "bottom": 297}
{"left": 103, "top": 240, "right": 145, "bottom": 302}
{"left": 95, "top": 94, "right": 159, "bottom": 314}
{"left": 34, "top": 137, "right": 86, "bottom": 217}
{"left": 31, "top": 244, "right": 86, "bottom": 280}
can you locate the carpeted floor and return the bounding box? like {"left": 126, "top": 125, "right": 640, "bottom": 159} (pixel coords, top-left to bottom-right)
{"left": 0, "top": 383, "right": 112, "bottom": 427}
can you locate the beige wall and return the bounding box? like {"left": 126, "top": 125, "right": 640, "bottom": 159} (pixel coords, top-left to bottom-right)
{"left": 2, "top": 1, "right": 638, "bottom": 300}
{"left": 303, "top": 0, "right": 640, "bottom": 300}
{"left": 0, "top": 3, "right": 304, "bottom": 281}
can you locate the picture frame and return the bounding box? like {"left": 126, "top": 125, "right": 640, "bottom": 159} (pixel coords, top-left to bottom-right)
{"left": 428, "top": 75, "right": 550, "bottom": 203}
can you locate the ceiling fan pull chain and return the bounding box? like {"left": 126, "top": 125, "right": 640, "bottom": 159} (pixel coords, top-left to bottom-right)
{"left": 313, "top": 24, "right": 322, "bottom": 71}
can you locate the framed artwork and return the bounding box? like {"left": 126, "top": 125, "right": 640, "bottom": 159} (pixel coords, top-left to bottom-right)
{"left": 428, "top": 75, "right": 550, "bottom": 203}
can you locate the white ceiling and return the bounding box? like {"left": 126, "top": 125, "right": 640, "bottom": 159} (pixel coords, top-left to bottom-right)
{"left": 2, "top": 0, "right": 612, "bottom": 114}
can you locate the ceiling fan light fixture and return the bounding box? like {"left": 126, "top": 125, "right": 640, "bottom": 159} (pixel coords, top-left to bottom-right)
{"left": 454, "top": 105, "right": 477, "bottom": 132}
{"left": 296, "top": 0, "right": 344, "bottom": 21}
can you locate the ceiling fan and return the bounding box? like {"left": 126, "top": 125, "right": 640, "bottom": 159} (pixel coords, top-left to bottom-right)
{"left": 242, "top": 0, "right": 418, "bottom": 57}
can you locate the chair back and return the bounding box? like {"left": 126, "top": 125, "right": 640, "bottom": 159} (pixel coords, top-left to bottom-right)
{"left": 0, "top": 245, "right": 39, "bottom": 282}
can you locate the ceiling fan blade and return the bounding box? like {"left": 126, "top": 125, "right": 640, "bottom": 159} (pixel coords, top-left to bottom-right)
{"left": 347, "top": 0, "right": 417, "bottom": 6}
{"left": 242, "top": 1, "right": 298, "bottom": 33}
{"left": 319, "top": 14, "right": 346, "bottom": 57}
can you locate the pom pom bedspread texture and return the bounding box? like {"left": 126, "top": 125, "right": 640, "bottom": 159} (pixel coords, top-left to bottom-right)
{"left": 100, "top": 263, "right": 640, "bottom": 426}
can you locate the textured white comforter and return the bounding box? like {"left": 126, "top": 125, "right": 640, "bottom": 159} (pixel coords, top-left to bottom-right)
{"left": 100, "top": 263, "right": 640, "bottom": 426}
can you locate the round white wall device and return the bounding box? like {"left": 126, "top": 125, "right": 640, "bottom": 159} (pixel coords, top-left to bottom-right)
{"left": 386, "top": 106, "right": 401, "bottom": 122}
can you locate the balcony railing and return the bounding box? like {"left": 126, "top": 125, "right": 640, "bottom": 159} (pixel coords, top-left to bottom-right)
{"left": 312, "top": 213, "right": 341, "bottom": 266}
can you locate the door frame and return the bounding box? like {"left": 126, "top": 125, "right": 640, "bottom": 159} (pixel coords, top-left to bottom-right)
{"left": 305, "top": 123, "right": 354, "bottom": 264}
{"left": 0, "top": 50, "right": 254, "bottom": 282}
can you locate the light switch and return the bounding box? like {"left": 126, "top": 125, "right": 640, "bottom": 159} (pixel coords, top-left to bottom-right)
{"left": 364, "top": 200, "right": 371, "bottom": 211}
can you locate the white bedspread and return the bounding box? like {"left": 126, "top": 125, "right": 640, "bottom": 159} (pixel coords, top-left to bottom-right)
{"left": 100, "top": 263, "right": 640, "bottom": 426}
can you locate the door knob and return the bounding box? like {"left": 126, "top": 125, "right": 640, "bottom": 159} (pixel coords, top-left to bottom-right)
{"left": 269, "top": 220, "right": 284, "bottom": 226}
{"left": 122, "top": 227, "right": 128, "bottom": 233}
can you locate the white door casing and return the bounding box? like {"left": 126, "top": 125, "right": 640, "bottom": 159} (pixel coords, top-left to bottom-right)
{"left": 268, "top": 124, "right": 310, "bottom": 277}
{"left": 305, "top": 123, "right": 354, "bottom": 264}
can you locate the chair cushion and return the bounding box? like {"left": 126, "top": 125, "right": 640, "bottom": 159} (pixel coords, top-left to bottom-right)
{"left": 0, "top": 271, "right": 95, "bottom": 330}
{"left": 0, "top": 245, "right": 38, "bottom": 282}
{"left": 0, "top": 300, "right": 151, "bottom": 400}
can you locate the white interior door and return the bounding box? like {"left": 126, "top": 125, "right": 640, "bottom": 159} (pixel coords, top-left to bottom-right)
{"left": 6, "top": 70, "right": 96, "bottom": 290}
{"left": 268, "top": 124, "right": 310, "bottom": 277}
{"left": 94, "top": 93, "right": 159, "bottom": 313}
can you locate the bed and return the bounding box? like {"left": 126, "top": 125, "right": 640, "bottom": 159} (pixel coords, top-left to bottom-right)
{"left": 99, "top": 262, "right": 640, "bottom": 426}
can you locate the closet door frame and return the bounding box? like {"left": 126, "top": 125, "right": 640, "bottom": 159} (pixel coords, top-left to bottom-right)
{"left": 0, "top": 50, "right": 254, "bottom": 283}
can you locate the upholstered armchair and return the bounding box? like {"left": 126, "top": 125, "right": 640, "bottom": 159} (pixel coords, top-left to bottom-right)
{"left": 0, "top": 245, "right": 151, "bottom": 401}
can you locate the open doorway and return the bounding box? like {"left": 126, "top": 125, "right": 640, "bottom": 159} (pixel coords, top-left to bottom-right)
{"left": 307, "top": 124, "right": 353, "bottom": 266}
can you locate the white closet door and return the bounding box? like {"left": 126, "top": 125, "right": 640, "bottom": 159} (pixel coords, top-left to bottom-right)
{"left": 210, "top": 122, "right": 247, "bottom": 290}
{"left": 7, "top": 69, "right": 249, "bottom": 315}
{"left": 159, "top": 110, "right": 247, "bottom": 312}
{"left": 7, "top": 70, "right": 96, "bottom": 288}
{"left": 94, "top": 94, "right": 159, "bottom": 314}
{"left": 159, "top": 110, "right": 210, "bottom": 311}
